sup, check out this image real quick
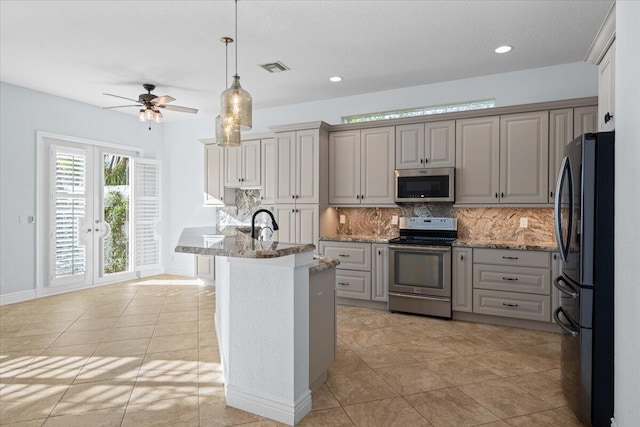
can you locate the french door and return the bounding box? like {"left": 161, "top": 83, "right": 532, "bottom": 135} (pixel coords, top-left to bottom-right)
{"left": 45, "top": 136, "right": 160, "bottom": 290}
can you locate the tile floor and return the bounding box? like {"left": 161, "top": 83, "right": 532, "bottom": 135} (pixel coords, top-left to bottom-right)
{"left": 0, "top": 275, "right": 583, "bottom": 426}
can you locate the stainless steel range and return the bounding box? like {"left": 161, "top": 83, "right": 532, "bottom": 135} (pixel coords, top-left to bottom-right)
{"left": 388, "top": 217, "right": 457, "bottom": 319}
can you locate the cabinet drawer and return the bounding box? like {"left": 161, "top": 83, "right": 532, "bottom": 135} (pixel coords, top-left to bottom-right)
{"left": 473, "top": 248, "right": 550, "bottom": 268}
{"left": 473, "top": 289, "right": 550, "bottom": 322}
{"left": 319, "top": 242, "right": 371, "bottom": 271}
{"left": 335, "top": 270, "right": 371, "bottom": 300}
{"left": 473, "top": 264, "right": 550, "bottom": 295}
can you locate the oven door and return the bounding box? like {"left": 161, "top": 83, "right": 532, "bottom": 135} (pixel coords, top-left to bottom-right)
{"left": 388, "top": 245, "right": 451, "bottom": 298}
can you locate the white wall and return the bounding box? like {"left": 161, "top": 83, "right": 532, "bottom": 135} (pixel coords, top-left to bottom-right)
{"left": 614, "top": 2, "right": 640, "bottom": 426}
{"left": 0, "top": 82, "right": 163, "bottom": 295}
{"left": 161, "top": 61, "right": 597, "bottom": 275}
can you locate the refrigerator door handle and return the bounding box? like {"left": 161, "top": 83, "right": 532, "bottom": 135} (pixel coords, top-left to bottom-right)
{"left": 553, "top": 275, "right": 578, "bottom": 298}
{"left": 554, "top": 306, "right": 579, "bottom": 337}
{"left": 554, "top": 156, "right": 573, "bottom": 262}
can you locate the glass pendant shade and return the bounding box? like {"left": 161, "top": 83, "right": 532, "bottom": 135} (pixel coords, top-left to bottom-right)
{"left": 153, "top": 110, "right": 162, "bottom": 123}
{"left": 139, "top": 109, "right": 146, "bottom": 122}
{"left": 144, "top": 108, "right": 154, "bottom": 121}
{"left": 220, "top": 75, "right": 252, "bottom": 130}
{"left": 215, "top": 114, "right": 241, "bottom": 147}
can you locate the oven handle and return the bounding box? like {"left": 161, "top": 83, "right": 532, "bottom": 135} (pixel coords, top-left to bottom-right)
{"left": 388, "top": 245, "right": 451, "bottom": 253}
{"left": 388, "top": 292, "right": 450, "bottom": 302}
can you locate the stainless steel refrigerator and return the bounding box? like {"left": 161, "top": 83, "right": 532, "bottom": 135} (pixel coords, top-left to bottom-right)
{"left": 553, "top": 131, "right": 614, "bottom": 426}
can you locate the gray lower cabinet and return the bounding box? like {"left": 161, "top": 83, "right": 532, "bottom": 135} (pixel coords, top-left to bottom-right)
{"left": 471, "top": 248, "right": 551, "bottom": 322}
{"left": 318, "top": 241, "right": 388, "bottom": 303}
{"left": 194, "top": 255, "right": 215, "bottom": 281}
{"left": 452, "top": 247, "right": 473, "bottom": 312}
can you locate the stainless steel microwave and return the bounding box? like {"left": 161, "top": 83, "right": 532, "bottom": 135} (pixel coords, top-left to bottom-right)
{"left": 394, "top": 168, "right": 455, "bottom": 203}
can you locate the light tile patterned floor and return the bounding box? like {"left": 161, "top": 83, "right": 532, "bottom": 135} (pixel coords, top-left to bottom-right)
{"left": 0, "top": 275, "right": 584, "bottom": 426}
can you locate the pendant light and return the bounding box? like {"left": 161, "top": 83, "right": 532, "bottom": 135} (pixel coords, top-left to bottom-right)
{"left": 220, "top": 0, "right": 252, "bottom": 130}
{"left": 216, "top": 36, "right": 241, "bottom": 147}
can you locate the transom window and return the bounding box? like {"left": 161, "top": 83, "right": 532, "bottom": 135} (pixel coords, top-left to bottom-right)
{"left": 341, "top": 99, "right": 496, "bottom": 124}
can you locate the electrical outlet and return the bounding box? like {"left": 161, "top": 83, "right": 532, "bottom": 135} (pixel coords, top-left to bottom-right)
{"left": 339, "top": 215, "right": 346, "bottom": 224}
{"left": 391, "top": 215, "right": 399, "bottom": 225}
{"left": 520, "top": 217, "right": 528, "bottom": 228}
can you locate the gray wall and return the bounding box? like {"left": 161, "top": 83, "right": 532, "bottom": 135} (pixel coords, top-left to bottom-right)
{"left": 0, "top": 82, "right": 163, "bottom": 295}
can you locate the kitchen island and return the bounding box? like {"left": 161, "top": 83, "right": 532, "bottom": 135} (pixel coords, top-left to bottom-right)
{"left": 175, "top": 227, "right": 337, "bottom": 426}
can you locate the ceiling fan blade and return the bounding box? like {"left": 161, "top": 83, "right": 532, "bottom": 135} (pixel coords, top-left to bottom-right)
{"left": 102, "top": 104, "right": 141, "bottom": 109}
{"left": 161, "top": 104, "right": 198, "bottom": 114}
{"left": 152, "top": 95, "right": 175, "bottom": 105}
{"left": 103, "top": 93, "right": 141, "bottom": 103}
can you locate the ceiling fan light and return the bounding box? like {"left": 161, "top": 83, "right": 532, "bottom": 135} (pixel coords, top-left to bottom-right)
{"left": 144, "top": 108, "right": 154, "bottom": 121}
{"left": 220, "top": 75, "right": 252, "bottom": 130}
{"left": 215, "top": 114, "right": 241, "bottom": 147}
{"left": 139, "top": 109, "right": 146, "bottom": 122}
{"left": 153, "top": 110, "right": 162, "bottom": 123}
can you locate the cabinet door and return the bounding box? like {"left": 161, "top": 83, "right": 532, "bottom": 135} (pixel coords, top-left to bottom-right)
{"left": 204, "top": 144, "right": 225, "bottom": 205}
{"left": 573, "top": 106, "right": 597, "bottom": 138}
{"left": 296, "top": 129, "right": 319, "bottom": 204}
{"left": 452, "top": 247, "right": 472, "bottom": 312}
{"left": 500, "top": 111, "right": 549, "bottom": 204}
{"left": 598, "top": 41, "right": 615, "bottom": 131}
{"left": 372, "top": 244, "right": 389, "bottom": 302}
{"left": 455, "top": 117, "right": 500, "bottom": 204}
{"left": 241, "top": 139, "right": 261, "bottom": 187}
{"left": 224, "top": 145, "right": 242, "bottom": 187}
{"left": 275, "top": 132, "right": 296, "bottom": 203}
{"left": 194, "top": 255, "right": 215, "bottom": 281}
{"left": 425, "top": 120, "right": 455, "bottom": 168}
{"left": 548, "top": 109, "right": 574, "bottom": 203}
{"left": 395, "top": 124, "right": 424, "bottom": 169}
{"left": 329, "top": 130, "right": 361, "bottom": 204}
{"left": 360, "top": 127, "right": 395, "bottom": 204}
{"left": 296, "top": 205, "right": 319, "bottom": 248}
{"left": 273, "top": 205, "right": 295, "bottom": 243}
{"left": 260, "top": 138, "right": 276, "bottom": 204}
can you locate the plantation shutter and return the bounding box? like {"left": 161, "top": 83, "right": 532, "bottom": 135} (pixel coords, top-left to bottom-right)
{"left": 133, "top": 158, "right": 161, "bottom": 272}
{"left": 51, "top": 146, "right": 90, "bottom": 286}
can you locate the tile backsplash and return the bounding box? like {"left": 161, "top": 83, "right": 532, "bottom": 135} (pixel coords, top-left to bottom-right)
{"left": 335, "top": 204, "right": 555, "bottom": 244}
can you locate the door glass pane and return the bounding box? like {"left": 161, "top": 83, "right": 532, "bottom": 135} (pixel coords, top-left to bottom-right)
{"left": 103, "top": 154, "right": 131, "bottom": 274}
{"left": 54, "top": 152, "right": 86, "bottom": 277}
{"left": 394, "top": 252, "right": 443, "bottom": 289}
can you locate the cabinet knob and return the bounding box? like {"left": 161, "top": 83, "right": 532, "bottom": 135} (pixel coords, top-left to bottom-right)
{"left": 356, "top": 195, "right": 360, "bottom": 199}
{"left": 460, "top": 254, "right": 464, "bottom": 260}
{"left": 604, "top": 112, "right": 613, "bottom": 123}
{"left": 361, "top": 194, "right": 364, "bottom": 199}
{"left": 292, "top": 195, "right": 295, "bottom": 199}
{"left": 420, "top": 159, "right": 423, "bottom": 164}
{"left": 378, "top": 249, "right": 382, "bottom": 255}
{"left": 291, "top": 209, "right": 295, "bottom": 213}
{"left": 495, "top": 193, "right": 498, "bottom": 198}
{"left": 425, "top": 158, "right": 428, "bottom": 163}
{"left": 86, "top": 228, "right": 92, "bottom": 233}
{"left": 550, "top": 191, "right": 553, "bottom": 198}
{"left": 501, "top": 192, "right": 504, "bottom": 198}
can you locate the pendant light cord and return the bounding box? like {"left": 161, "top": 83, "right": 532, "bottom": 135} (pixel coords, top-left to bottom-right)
{"left": 235, "top": 0, "right": 238, "bottom": 76}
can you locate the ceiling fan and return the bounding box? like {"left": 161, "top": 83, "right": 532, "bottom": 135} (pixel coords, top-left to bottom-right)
{"left": 103, "top": 83, "right": 198, "bottom": 123}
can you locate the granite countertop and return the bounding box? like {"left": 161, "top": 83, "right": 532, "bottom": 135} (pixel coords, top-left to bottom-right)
{"left": 319, "top": 235, "right": 392, "bottom": 244}
{"left": 309, "top": 255, "right": 340, "bottom": 274}
{"left": 453, "top": 239, "right": 558, "bottom": 252}
{"left": 175, "top": 226, "right": 315, "bottom": 258}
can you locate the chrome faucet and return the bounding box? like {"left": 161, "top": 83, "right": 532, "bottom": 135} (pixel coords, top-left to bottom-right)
{"left": 251, "top": 209, "right": 279, "bottom": 239}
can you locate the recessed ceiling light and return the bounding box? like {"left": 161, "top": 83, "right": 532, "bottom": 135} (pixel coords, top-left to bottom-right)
{"left": 495, "top": 45, "right": 513, "bottom": 54}
{"left": 329, "top": 76, "right": 343, "bottom": 82}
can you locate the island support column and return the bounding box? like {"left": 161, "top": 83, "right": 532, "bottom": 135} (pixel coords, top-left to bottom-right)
{"left": 214, "top": 251, "right": 313, "bottom": 425}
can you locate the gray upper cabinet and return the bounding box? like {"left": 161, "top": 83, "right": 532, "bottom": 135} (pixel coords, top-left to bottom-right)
{"left": 573, "top": 106, "right": 597, "bottom": 138}
{"left": 396, "top": 121, "right": 455, "bottom": 170}
{"left": 598, "top": 40, "right": 615, "bottom": 132}
{"left": 455, "top": 116, "right": 500, "bottom": 204}
{"left": 224, "top": 139, "right": 261, "bottom": 188}
{"left": 549, "top": 109, "right": 574, "bottom": 203}
{"left": 275, "top": 129, "right": 321, "bottom": 204}
{"left": 330, "top": 127, "right": 395, "bottom": 205}
{"left": 500, "top": 111, "right": 549, "bottom": 204}
{"left": 204, "top": 144, "right": 225, "bottom": 206}
{"left": 260, "top": 138, "right": 276, "bottom": 205}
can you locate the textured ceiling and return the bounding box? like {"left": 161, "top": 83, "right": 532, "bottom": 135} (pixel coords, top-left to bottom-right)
{"left": 0, "top": 0, "right": 613, "bottom": 121}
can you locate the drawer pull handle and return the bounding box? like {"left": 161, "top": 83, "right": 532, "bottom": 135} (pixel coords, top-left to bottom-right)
{"left": 502, "top": 256, "right": 519, "bottom": 260}
{"left": 502, "top": 277, "right": 518, "bottom": 281}
{"left": 502, "top": 303, "right": 519, "bottom": 308}
{"left": 338, "top": 254, "right": 350, "bottom": 257}
{"left": 338, "top": 282, "right": 349, "bottom": 286}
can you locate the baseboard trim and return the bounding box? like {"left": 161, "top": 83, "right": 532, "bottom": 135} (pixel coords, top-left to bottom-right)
{"left": 225, "top": 384, "right": 311, "bottom": 426}
{"left": 453, "top": 311, "right": 561, "bottom": 333}
{"left": 0, "top": 289, "right": 37, "bottom": 305}
{"left": 164, "top": 266, "right": 194, "bottom": 277}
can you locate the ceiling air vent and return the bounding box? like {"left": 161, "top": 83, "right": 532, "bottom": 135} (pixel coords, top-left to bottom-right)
{"left": 259, "top": 61, "right": 290, "bottom": 73}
